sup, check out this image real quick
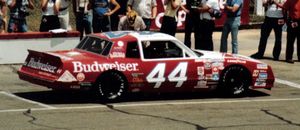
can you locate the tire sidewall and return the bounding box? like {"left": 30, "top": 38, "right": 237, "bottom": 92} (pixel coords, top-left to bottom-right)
{"left": 96, "top": 71, "right": 127, "bottom": 101}
{"left": 220, "top": 66, "right": 249, "bottom": 96}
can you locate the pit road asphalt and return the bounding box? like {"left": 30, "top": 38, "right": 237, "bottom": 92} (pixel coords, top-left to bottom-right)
{"left": 0, "top": 29, "right": 300, "bottom": 130}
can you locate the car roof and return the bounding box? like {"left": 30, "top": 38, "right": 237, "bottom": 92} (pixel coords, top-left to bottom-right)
{"left": 92, "top": 31, "right": 178, "bottom": 41}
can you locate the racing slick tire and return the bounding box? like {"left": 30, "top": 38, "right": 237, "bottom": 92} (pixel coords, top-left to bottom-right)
{"left": 219, "top": 65, "right": 251, "bottom": 97}
{"left": 94, "top": 71, "right": 127, "bottom": 101}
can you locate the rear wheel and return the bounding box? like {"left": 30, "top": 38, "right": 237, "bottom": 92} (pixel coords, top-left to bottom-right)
{"left": 95, "top": 72, "right": 127, "bottom": 101}
{"left": 219, "top": 66, "right": 251, "bottom": 96}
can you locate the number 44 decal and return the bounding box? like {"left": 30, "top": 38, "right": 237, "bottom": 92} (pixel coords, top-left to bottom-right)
{"left": 146, "top": 62, "right": 188, "bottom": 88}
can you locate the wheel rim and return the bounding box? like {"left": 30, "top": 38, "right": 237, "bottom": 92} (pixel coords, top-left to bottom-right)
{"left": 98, "top": 72, "right": 125, "bottom": 100}
{"left": 223, "top": 67, "right": 249, "bottom": 95}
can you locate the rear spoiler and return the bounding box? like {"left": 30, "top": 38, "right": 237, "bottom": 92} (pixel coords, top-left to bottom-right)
{"left": 27, "top": 49, "right": 62, "bottom": 62}
{"left": 24, "top": 49, "right": 63, "bottom": 73}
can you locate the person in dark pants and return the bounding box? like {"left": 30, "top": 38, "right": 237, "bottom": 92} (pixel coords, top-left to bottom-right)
{"left": 181, "top": 0, "right": 200, "bottom": 48}
{"left": 194, "top": 0, "right": 219, "bottom": 51}
{"left": 40, "top": 0, "right": 61, "bottom": 32}
{"left": 110, "top": 0, "right": 127, "bottom": 31}
{"left": 88, "top": 0, "right": 120, "bottom": 33}
{"left": 250, "top": 0, "right": 285, "bottom": 61}
{"left": 160, "top": 0, "right": 181, "bottom": 36}
{"left": 73, "top": 0, "right": 92, "bottom": 40}
{"left": 282, "top": 0, "right": 300, "bottom": 63}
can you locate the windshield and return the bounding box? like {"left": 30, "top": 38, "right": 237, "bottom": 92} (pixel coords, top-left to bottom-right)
{"left": 76, "top": 36, "right": 113, "bottom": 56}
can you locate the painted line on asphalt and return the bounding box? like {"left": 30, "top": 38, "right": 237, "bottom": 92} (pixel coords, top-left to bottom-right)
{"left": 1, "top": 98, "right": 300, "bottom": 113}
{"left": 0, "top": 78, "right": 299, "bottom": 113}
{"left": 0, "top": 91, "right": 56, "bottom": 109}
{"left": 276, "top": 78, "right": 300, "bottom": 89}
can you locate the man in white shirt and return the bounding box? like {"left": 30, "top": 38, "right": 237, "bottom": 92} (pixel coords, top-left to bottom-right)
{"left": 251, "top": 0, "right": 285, "bottom": 61}
{"left": 195, "top": 0, "right": 220, "bottom": 50}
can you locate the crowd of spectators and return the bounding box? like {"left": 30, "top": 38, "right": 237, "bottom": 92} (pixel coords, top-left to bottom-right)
{"left": 0, "top": 0, "right": 299, "bottom": 63}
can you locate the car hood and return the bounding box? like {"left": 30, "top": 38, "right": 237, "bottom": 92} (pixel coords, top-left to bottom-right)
{"left": 195, "top": 50, "right": 262, "bottom": 63}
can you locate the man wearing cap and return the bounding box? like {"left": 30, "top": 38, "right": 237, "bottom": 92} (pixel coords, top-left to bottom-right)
{"left": 127, "top": 0, "right": 157, "bottom": 31}
{"left": 118, "top": 10, "right": 146, "bottom": 31}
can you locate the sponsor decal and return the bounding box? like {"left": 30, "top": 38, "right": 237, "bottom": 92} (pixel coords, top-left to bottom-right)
{"left": 110, "top": 52, "right": 125, "bottom": 58}
{"left": 132, "top": 73, "right": 144, "bottom": 77}
{"left": 198, "top": 75, "right": 205, "bottom": 80}
{"left": 258, "top": 73, "right": 268, "bottom": 79}
{"left": 57, "top": 70, "right": 77, "bottom": 82}
{"left": 72, "top": 61, "right": 139, "bottom": 73}
{"left": 26, "top": 58, "right": 57, "bottom": 73}
{"left": 76, "top": 73, "right": 85, "bottom": 81}
{"left": 212, "top": 62, "right": 224, "bottom": 70}
{"left": 38, "top": 71, "right": 55, "bottom": 78}
{"left": 212, "top": 74, "right": 219, "bottom": 81}
{"left": 131, "top": 73, "right": 144, "bottom": 83}
{"left": 117, "top": 41, "right": 124, "bottom": 47}
{"left": 254, "top": 79, "right": 266, "bottom": 87}
{"left": 57, "top": 69, "right": 62, "bottom": 74}
{"left": 80, "top": 82, "right": 92, "bottom": 86}
{"left": 204, "top": 62, "right": 212, "bottom": 70}
{"left": 194, "top": 80, "right": 208, "bottom": 88}
{"left": 197, "top": 67, "right": 204, "bottom": 76}
{"left": 259, "top": 70, "right": 267, "bottom": 73}
{"left": 253, "top": 70, "right": 259, "bottom": 77}
{"left": 132, "top": 78, "right": 144, "bottom": 83}
{"left": 212, "top": 67, "right": 218, "bottom": 73}
{"left": 112, "top": 42, "right": 125, "bottom": 51}
{"left": 253, "top": 70, "right": 268, "bottom": 77}
{"left": 206, "top": 74, "right": 213, "bottom": 80}
{"left": 227, "top": 59, "right": 247, "bottom": 64}
{"left": 112, "top": 46, "right": 125, "bottom": 51}
{"left": 257, "top": 64, "right": 268, "bottom": 69}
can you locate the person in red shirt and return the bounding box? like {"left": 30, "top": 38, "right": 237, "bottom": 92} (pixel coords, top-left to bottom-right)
{"left": 282, "top": 0, "right": 300, "bottom": 63}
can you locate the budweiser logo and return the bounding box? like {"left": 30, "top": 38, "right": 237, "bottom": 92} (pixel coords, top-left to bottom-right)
{"left": 72, "top": 61, "right": 139, "bottom": 73}
{"left": 26, "top": 58, "right": 57, "bottom": 73}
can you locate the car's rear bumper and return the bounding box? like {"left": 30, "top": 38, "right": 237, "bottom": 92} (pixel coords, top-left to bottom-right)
{"left": 18, "top": 71, "right": 80, "bottom": 90}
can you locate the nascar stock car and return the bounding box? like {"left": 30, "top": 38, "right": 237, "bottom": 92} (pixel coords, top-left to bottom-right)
{"left": 18, "top": 31, "right": 274, "bottom": 100}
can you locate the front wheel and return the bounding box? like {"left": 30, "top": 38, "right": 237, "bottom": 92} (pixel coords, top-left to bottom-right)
{"left": 219, "top": 66, "right": 251, "bottom": 96}
{"left": 94, "top": 72, "right": 127, "bottom": 101}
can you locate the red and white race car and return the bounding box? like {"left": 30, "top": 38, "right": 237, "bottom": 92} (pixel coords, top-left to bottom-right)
{"left": 18, "top": 31, "right": 274, "bottom": 100}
